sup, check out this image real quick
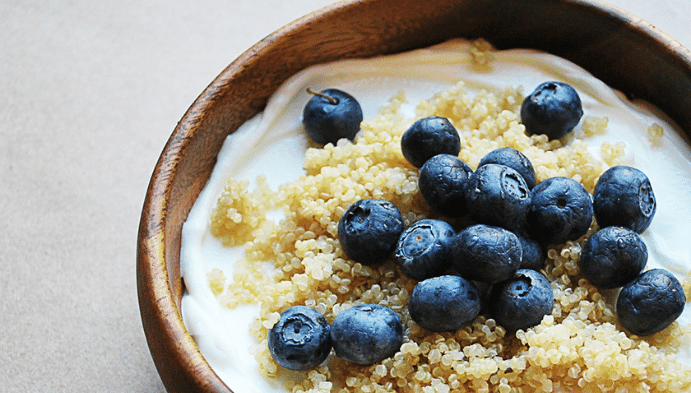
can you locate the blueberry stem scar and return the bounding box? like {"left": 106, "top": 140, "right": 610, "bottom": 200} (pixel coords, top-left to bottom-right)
{"left": 306, "top": 87, "right": 338, "bottom": 104}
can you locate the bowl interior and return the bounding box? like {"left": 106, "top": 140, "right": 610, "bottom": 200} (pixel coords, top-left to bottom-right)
{"left": 137, "top": 0, "right": 691, "bottom": 391}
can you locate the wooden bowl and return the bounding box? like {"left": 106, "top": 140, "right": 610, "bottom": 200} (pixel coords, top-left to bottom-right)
{"left": 137, "top": 0, "right": 691, "bottom": 391}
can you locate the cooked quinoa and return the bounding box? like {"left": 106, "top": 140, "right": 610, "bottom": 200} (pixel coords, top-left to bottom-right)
{"left": 207, "top": 71, "right": 691, "bottom": 392}
{"left": 648, "top": 123, "right": 664, "bottom": 145}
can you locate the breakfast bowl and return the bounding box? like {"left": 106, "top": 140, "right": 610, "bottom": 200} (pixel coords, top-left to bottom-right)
{"left": 137, "top": 0, "right": 691, "bottom": 391}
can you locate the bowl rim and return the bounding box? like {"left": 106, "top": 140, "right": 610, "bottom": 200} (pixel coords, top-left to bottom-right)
{"left": 137, "top": 0, "right": 691, "bottom": 392}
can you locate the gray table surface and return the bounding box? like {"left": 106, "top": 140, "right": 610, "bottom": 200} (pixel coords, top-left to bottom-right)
{"left": 1, "top": 0, "right": 688, "bottom": 391}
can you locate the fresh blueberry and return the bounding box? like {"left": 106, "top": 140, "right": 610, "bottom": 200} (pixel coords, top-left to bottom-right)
{"left": 465, "top": 163, "right": 531, "bottom": 232}
{"left": 579, "top": 226, "right": 648, "bottom": 289}
{"left": 478, "top": 147, "right": 537, "bottom": 189}
{"left": 490, "top": 269, "right": 554, "bottom": 332}
{"left": 338, "top": 199, "right": 404, "bottom": 265}
{"left": 527, "top": 176, "right": 593, "bottom": 244}
{"left": 267, "top": 306, "right": 332, "bottom": 370}
{"left": 617, "top": 269, "right": 686, "bottom": 336}
{"left": 330, "top": 304, "right": 403, "bottom": 365}
{"left": 516, "top": 233, "right": 546, "bottom": 271}
{"left": 408, "top": 275, "right": 481, "bottom": 332}
{"left": 593, "top": 165, "right": 656, "bottom": 234}
{"left": 418, "top": 154, "right": 473, "bottom": 217}
{"left": 395, "top": 219, "right": 455, "bottom": 280}
{"left": 302, "top": 88, "right": 363, "bottom": 145}
{"left": 521, "top": 81, "right": 583, "bottom": 140}
{"left": 401, "top": 116, "right": 461, "bottom": 168}
{"left": 451, "top": 224, "right": 522, "bottom": 284}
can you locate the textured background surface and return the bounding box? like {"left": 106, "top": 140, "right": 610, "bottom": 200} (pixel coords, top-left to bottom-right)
{"left": 0, "top": 0, "right": 688, "bottom": 391}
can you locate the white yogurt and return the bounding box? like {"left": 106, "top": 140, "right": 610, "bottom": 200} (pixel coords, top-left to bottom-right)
{"left": 179, "top": 39, "right": 691, "bottom": 391}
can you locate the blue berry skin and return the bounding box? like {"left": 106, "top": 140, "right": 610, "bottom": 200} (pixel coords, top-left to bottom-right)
{"left": 478, "top": 147, "right": 537, "bottom": 189}
{"left": 516, "top": 233, "right": 546, "bottom": 271}
{"left": 408, "top": 275, "right": 481, "bottom": 332}
{"left": 617, "top": 269, "right": 686, "bottom": 336}
{"left": 579, "top": 226, "right": 648, "bottom": 289}
{"left": 490, "top": 269, "right": 555, "bottom": 332}
{"left": 401, "top": 116, "right": 461, "bottom": 168}
{"left": 465, "top": 163, "right": 531, "bottom": 232}
{"left": 527, "top": 176, "right": 593, "bottom": 244}
{"left": 521, "top": 81, "right": 583, "bottom": 140}
{"left": 418, "top": 154, "right": 473, "bottom": 217}
{"left": 593, "top": 165, "right": 656, "bottom": 234}
{"left": 331, "top": 304, "right": 403, "bottom": 365}
{"left": 267, "top": 306, "right": 332, "bottom": 370}
{"left": 451, "top": 224, "right": 522, "bottom": 284}
{"left": 338, "top": 199, "right": 404, "bottom": 265}
{"left": 302, "top": 88, "right": 363, "bottom": 145}
{"left": 395, "top": 219, "right": 455, "bottom": 280}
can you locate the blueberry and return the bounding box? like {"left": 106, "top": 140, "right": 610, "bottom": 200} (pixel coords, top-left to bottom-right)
{"left": 464, "top": 163, "right": 531, "bottom": 232}
{"left": 408, "top": 275, "right": 481, "bottom": 332}
{"left": 516, "top": 233, "right": 546, "bottom": 271}
{"left": 338, "top": 199, "right": 404, "bottom": 265}
{"left": 331, "top": 304, "right": 403, "bottom": 365}
{"left": 267, "top": 306, "right": 332, "bottom": 370}
{"left": 593, "top": 165, "right": 656, "bottom": 233}
{"left": 401, "top": 116, "right": 461, "bottom": 168}
{"left": 490, "top": 269, "right": 554, "bottom": 332}
{"left": 395, "top": 219, "right": 455, "bottom": 280}
{"left": 451, "top": 224, "right": 522, "bottom": 283}
{"left": 418, "top": 154, "right": 473, "bottom": 217}
{"left": 478, "top": 147, "right": 537, "bottom": 189}
{"left": 302, "top": 88, "right": 363, "bottom": 145}
{"left": 579, "top": 226, "right": 648, "bottom": 289}
{"left": 617, "top": 269, "right": 686, "bottom": 336}
{"left": 521, "top": 81, "right": 583, "bottom": 140}
{"left": 527, "top": 176, "right": 593, "bottom": 244}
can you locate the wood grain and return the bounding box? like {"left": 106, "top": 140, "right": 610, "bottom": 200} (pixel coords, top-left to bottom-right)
{"left": 137, "top": 0, "right": 691, "bottom": 391}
